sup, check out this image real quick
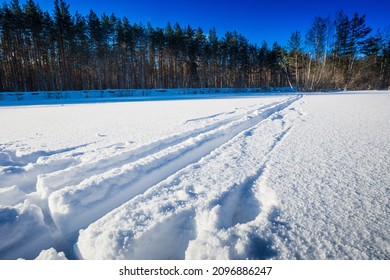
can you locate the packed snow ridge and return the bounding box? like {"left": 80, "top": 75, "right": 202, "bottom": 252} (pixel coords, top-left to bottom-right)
{"left": 0, "top": 91, "right": 389, "bottom": 260}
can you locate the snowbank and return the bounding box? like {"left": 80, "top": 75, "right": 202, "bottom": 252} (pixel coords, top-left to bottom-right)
{"left": 34, "top": 248, "right": 67, "bottom": 260}
{"left": 0, "top": 87, "right": 297, "bottom": 106}
{"left": 0, "top": 201, "right": 53, "bottom": 259}
{"left": 0, "top": 186, "right": 26, "bottom": 206}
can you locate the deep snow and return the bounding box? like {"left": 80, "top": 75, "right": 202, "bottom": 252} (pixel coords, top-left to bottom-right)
{"left": 0, "top": 92, "right": 389, "bottom": 260}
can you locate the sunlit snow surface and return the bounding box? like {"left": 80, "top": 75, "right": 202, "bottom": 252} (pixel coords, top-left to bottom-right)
{"left": 0, "top": 92, "right": 389, "bottom": 259}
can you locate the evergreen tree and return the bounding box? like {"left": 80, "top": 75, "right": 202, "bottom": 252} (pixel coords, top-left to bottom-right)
{"left": 53, "top": 0, "right": 74, "bottom": 90}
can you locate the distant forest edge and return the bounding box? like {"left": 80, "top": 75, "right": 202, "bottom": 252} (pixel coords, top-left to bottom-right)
{"left": 1, "top": 0, "right": 389, "bottom": 92}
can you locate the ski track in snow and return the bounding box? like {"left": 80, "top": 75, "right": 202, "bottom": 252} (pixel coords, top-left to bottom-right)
{"left": 0, "top": 95, "right": 301, "bottom": 259}
{"left": 74, "top": 97, "right": 302, "bottom": 260}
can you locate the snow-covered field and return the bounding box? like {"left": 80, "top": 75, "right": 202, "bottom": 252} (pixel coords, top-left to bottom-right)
{"left": 0, "top": 92, "right": 389, "bottom": 260}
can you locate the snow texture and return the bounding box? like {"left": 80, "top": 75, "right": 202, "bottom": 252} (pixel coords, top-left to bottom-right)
{"left": 0, "top": 91, "right": 389, "bottom": 259}
{"left": 34, "top": 248, "right": 67, "bottom": 260}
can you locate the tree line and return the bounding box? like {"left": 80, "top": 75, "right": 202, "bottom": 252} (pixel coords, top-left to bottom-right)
{"left": 0, "top": 0, "right": 389, "bottom": 92}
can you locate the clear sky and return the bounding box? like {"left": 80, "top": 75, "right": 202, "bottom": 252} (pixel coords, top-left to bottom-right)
{"left": 10, "top": 0, "right": 390, "bottom": 46}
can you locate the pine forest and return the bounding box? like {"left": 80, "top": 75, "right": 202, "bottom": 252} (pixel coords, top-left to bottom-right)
{"left": 0, "top": 0, "right": 389, "bottom": 92}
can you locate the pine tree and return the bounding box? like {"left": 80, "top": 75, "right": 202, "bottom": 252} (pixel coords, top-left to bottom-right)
{"left": 287, "top": 30, "right": 303, "bottom": 88}
{"left": 343, "top": 12, "right": 371, "bottom": 89}
{"left": 73, "top": 12, "right": 89, "bottom": 89}
{"left": 53, "top": 0, "right": 74, "bottom": 90}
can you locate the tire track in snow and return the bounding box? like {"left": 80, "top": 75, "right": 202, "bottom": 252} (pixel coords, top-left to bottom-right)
{"left": 75, "top": 96, "right": 303, "bottom": 259}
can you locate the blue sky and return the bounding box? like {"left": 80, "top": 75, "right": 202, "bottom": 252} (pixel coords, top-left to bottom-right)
{"left": 12, "top": 0, "right": 390, "bottom": 46}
